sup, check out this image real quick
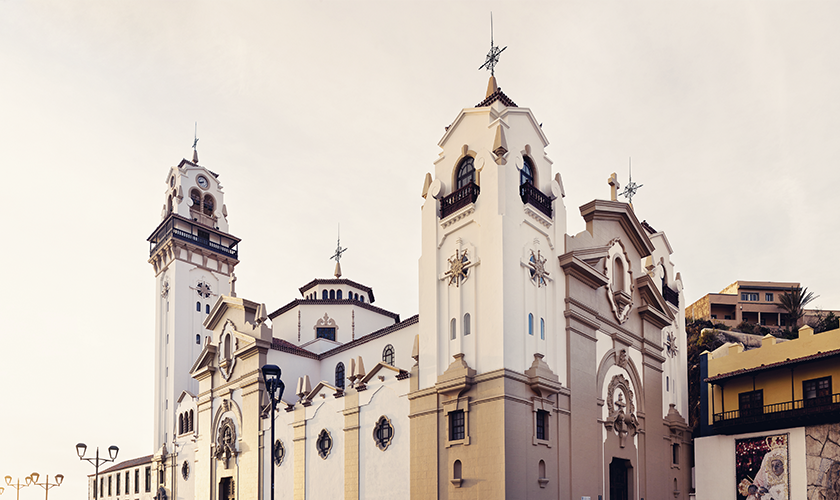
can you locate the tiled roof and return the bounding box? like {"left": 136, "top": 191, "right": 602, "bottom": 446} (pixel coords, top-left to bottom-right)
{"left": 705, "top": 347, "right": 840, "bottom": 383}
{"left": 297, "top": 278, "right": 375, "bottom": 303}
{"left": 269, "top": 314, "right": 420, "bottom": 360}
{"left": 91, "top": 455, "right": 154, "bottom": 476}
{"left": 476, "top": 88, "right": 517, "bottom": 108}
{"left": 267, "top": 298, "right": 399, "bottom": 321}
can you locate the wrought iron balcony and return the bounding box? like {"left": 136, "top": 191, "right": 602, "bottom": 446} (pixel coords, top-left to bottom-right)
{"left": 712, "top": 393, "right": 840, "bottom": 434}
{"left": 663, "top": 285, "right": 679, "bottom": 306}
{"left": 148, "top": 214, "right": 239, "bottom": 259}
{"left": 520, "top": 182, "right": 552, "bottom": 218}
{"left": 440, "top": 182, "right": 480, "bottom": 219}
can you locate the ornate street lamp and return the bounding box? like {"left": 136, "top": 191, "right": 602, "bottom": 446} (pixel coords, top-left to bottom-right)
{"left": 76, "top": 443, "right": 119, "bottom": 499}
{"left": 28, "top": 473, "right": 63, "bottom": 500}
{"left": 4, "top": 475, "right": 31, "bottom": 500}
{"left": 261, "top": 364, "right": 285, "bottom": 500}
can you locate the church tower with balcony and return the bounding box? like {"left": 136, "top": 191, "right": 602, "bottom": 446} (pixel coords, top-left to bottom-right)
{"left": 147, "top": 149, "right": 240, "bottom": 452}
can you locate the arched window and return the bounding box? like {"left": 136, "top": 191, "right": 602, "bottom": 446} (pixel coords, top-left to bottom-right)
{"left": 224, "top": 334, "right": 231, "bottom": 360}
{"left": 355, "top": 293, "right": 359, "bottom": 300}
{"left": 179, "top": 414, "right": 184, "bottom": 435}
{"left": 335, "top": 362, "right": 345, "bottom": 390}
{"left": 196, "top": 334, "right": 201, "bottom": 345}
{"left": 337, "top": 290, "right": 343, "bottom": 300}
{"left": 203, "top": 194, "right": 214, "bottom": 216}
{"left": 360, "top": 296, "right": 364, "bottom": 303}
{"left": 167, "top": 194, "right": 173, "bottom": 214}
{"left": 540, "top": 318, "right": 545, "bottom": 340}
{"left": 316, "top": 429, "right": 332, "bottom": 459}
{"left": 206, "top": 304, "right": 210, "bottom": 314}
{"left": 188, "top": 410, "right": 194, "bottom": 432}
{"left": 539, "top": 459, "right": 546, "bottom": 479}
{"left": 528, "top": 313, "right": 534, "bottom": 336}
{"left": 463, "top": 313, "right": 471, "bottom": 336}
{"left": 456, "top": 156, "right": 476, "bottom": 190}
{"left": 614, "top": 258, "right": 625, "bottom": 291}
{"left": 196, "top": 301, "right": 201, "bottom": 312}
{"left": 383, "top": 344, "right": 395, "bottom": 366}
{"left": 450, "top": 318, "right": 457, "bottom": 340}
{"left": 329, "top": 289, "right": 335, "bottom": 300}
{"left": 190, "top": 189, "right": 201, "bottom": 209}
{"left": 322, "top": 290, "right": 328, "bottom": 300}
{"left": 521, "top": 157, "right": 535, "bottom": 186}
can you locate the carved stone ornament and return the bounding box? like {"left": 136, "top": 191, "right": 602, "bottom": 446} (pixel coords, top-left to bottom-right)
{"left": 181, "top": 460, "right": 190, "bottom": 480}
{"left": 528, "top": 249, "right": 549, "bottom": 287}
{"left": 217, "top": 320, "right": 238, "bottom": 381}
{"left": 605, "top": 238, "right": 634, "bottom": 324}
{"left": 214, "top": 417, "right": 237, "bottom": 467}
{"left": 160, "top": 280, "right": 170, "bottom": 299}
{"left": 664, "top": 328, "right": 678, "bottom": 358}
{"left": 616, "top": 349, "right": 628, "bottom": 369}
{"left": 605, "top": 374, "right": 639, "bottom": 448}
{"left": 196, "top": 280, "right": 212, "bottom": 298}
{"left": 315, "top": 313, "right": 337, "bottom": 329}
{"left": 445, "top": 248, "right": 471, "bottom": 287}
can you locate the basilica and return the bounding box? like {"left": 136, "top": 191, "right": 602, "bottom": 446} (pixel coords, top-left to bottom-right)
{"left": 91, "top": 73, "right": 692, "bottom": 500}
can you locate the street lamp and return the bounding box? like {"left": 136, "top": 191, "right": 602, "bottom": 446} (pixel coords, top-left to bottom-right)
{"left": 28, "top": 473, "right": 63, "bottom": 500}
{"left": 261, "top": 364, "right": 285, "bottom": 500}
{"left": 76, "top": 443, "right": 119, "bottom": 500}
{"left": 4, "top": 475, "right": 31, "bottom": 500}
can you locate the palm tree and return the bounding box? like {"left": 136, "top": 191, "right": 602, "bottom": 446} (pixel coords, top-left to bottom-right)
{"left": 779, "top": 286, "right": 818, "bottom": 330}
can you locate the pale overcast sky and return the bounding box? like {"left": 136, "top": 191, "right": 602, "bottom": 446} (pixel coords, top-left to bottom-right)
{"left": 2, "top": 2, "right": 839, "bottom": 497}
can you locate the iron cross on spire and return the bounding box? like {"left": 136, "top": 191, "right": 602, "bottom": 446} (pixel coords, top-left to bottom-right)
{"left": 192, "top": 122, "right": 199, "bottom": 163}
{"left": 330, "top": 226, "right": 347, "bottom": 278}
{"left": 479, "top": 13, "right": 507, "bottom": 76}
{"left": 620, "top": 158, "right": 643, "bottom": 205}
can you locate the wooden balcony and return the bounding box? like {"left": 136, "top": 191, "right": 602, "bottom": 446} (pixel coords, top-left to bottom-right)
{"left": 519, "top": 182, "right": 552, "bottom": 218}
{"left": 440, "top": 182, "right": 480, "bottom": 219}
{"left": 712, "top": 393, "right": 840, "bottom": 434}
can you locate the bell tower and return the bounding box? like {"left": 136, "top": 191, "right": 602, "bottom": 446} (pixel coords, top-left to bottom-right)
{"left": 417, "top": 77, "right": 568, "bottom": 387}
{"left": 147, "top": 149, "right": 240, "bottom": 452}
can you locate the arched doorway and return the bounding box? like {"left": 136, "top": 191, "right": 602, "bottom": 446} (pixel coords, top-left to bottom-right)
{"left": 609, "top": 457, "right": 632, "bottom": 500}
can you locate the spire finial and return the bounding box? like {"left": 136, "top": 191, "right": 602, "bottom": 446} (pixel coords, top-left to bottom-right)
{"left": 619, "top": 157, "right": 643, "bottom": 206}
{"left": 479, "top": 13, "right": 506, "bottom": 77}
{"left": 192, "top": 122, "right": 199, "bottom": 163}
{"left": 330, "top": 225, "right": 347, "bottom": 278}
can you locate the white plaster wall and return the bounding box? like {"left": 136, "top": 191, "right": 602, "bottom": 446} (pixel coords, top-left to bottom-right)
{"left": 264, "top": 350, "right": 319, "bottom": 405}
{"left": 264, "top": 404, "right": 295, "bottom": 500}
{"left": 694, "top": 427, "right": 806, "bottom": 500}
{"left": 304, "top": 399, "right": 344, "bottom": 500}
{"left": 272, "top": 302, "right": 397, "bottom": 346}
{"left": 358, "top": 383, "right": 410, "bottom": 500}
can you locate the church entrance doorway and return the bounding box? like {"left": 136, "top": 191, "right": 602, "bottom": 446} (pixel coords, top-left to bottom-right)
{"left": 609, "top": 457, "right": 632, "bottom": 500}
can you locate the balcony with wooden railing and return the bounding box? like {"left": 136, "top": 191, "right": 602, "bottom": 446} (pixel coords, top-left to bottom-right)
{"left": 519, "top": 182, "right": 552, "bottom": 219}
{"left": 440, "top": 182, "right": 480, "bottom": 219}
{"left": 712, "top": 393, "right": 840, "bottom": 434}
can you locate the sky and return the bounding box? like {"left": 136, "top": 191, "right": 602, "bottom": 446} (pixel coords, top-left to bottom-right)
{"left": 2, "top": 1, "right": 839, "bottom": 498}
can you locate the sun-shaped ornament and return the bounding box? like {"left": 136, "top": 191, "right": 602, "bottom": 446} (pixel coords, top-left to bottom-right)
{"left": 665, "top": 331, "right": 678, "bottom": 358}
{"left": 444, "top": 249, "right": 471, "bottom": 287}
{"left": 196, "top": 281, "right": 212, "bottom": 298}
{"left": 528, "top": 250, "right": 549, "bottom": 287}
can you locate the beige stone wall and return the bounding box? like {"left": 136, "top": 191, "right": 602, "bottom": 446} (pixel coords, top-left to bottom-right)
{"left": 806, "top": 423, "right": 840, "bottom": 499}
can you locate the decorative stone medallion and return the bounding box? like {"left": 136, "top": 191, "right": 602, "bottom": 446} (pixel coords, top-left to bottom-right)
{"left": 605, "top": 374, "right": 639, "bottom": 448}
{"left": 160, "top": 279, "right": 170, "bottom": 299}
{"left": 196, "top": 281, "right": 212, "bottom": 298}
{"left": 181, "top": 460, "right": 190, "bottom": 480}
{"left": 528, "top": 249, "right": 549, "bottom": 287}
{"left": 665, "top": 329, "right": 678, "bottom": 358}
{"left": 214, "top": 417, "right": 237, "bottom": 467}
{"left": 445, "top": 249, "right": 471, "bottom": 287}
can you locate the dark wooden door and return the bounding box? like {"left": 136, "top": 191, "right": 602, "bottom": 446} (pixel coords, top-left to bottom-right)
{"left": 610, "top": 458, "right": 629, "bottom": 500}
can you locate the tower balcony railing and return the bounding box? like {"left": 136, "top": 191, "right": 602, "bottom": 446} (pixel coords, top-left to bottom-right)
{"left": 440, "top": 182, "right": 480, "bottom": 219}
{"left": 712, "top": 393, "right": 840, "bottom": 432}
{"left": 663, "top": 285, "right": 679, "bottom": 307}
{"left": 519, "top": 182, "right": 552, "bottom": 218}
{"left": 148, "top": 214, "right": 239, "bottom": 259}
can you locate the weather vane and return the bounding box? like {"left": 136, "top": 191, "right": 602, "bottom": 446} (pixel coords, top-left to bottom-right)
{"left": 620, "top": 158, "right": 643, "bottom": 205}
{"left": 193, "top": 122, "right": 199, "bottom": 150}
{"left": 330, "top": 225, "right": 347, "bottom": 278}
{"left": 479, "top": 12, "right": 506, "bottom": 76}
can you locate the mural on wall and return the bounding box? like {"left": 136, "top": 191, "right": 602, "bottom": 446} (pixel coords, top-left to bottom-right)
{"left": 736, "top": 434, "right": 789, "bottom": 500}
{"left": 806, "top": 423, "right": 840, "bottom": 500}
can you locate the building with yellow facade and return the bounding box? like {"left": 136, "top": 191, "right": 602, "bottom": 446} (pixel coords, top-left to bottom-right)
{"left": 695, "top": 325, "right": 840, "bottom": 499}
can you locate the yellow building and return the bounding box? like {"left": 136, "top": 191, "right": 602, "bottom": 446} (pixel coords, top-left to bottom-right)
{"left": 694, "top": 325, "right": 840, "bottom": 499}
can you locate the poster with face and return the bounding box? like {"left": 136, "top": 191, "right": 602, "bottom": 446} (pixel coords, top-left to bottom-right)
{"left": 736, "top": 434, "right": 789, "bottom": 500}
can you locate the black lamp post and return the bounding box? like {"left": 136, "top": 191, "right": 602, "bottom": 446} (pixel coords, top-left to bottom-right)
{"left": 261, "top": 364, "right": 285, "bottom": 500}
{"left": 4, "top": 476, "right": 31, "bottom": 500}
{"left": 28, "top": 473, "right": 64, "bottom": 500}
{"left": 76, "top": 443, "right": 119, "bottom": 500}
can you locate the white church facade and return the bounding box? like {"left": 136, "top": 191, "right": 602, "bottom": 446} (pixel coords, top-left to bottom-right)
{"left": 90, "top": 76, "right": 692, "bottom": 500}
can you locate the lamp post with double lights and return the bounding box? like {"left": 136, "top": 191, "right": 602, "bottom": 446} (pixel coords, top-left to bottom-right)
{"left": 261, "top": 364, "right": 285, "bottom": 500}
{"left": 4, "top": 475, "right": 31, "bottom": 500}
{"left": 76, "top": 443, "right": 119, "bottom": 500}
{"left": 28, "top": 473, "right": 63, "bottom": 500}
